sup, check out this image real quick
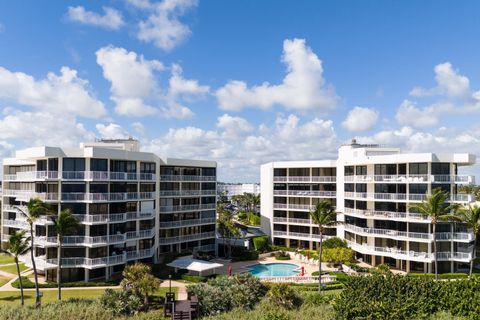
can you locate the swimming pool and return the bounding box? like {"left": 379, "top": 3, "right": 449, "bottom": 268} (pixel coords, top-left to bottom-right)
{"left": 248, "top": 263, "right": 299, "bottom": 277}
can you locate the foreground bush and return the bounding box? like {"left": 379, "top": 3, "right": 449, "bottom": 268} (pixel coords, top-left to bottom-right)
{"left": 187, "top": 273, "right": 268, "bottom": 316}
{"left": 334, "top": 274, "right": 480, "bottom": 320}
{"left": 266, "top": 283, "right": 302, "bottom": 310}
{"left": 11, "top": 277, "right": 118, "bottom": 289}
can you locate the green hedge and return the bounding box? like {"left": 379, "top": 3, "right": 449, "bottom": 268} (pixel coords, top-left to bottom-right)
{"left": 11, "top": 277, "right": 119, "bottom": 289}
{"left": 407, "top": 272, "right": 469, "bottom": 279}
{"left": 334, "top": 274, "right": 480, "bottom": 320}
{"left": 232, "top": 250, "right": 259, "bottom": 261}
{"left": 270, "top": 245, "right": 295, "bottom": 252}
{"left": 252, "top": 235, "right": 269, "bottom": 252}
{"left": 275, "top": 255, "right": 291, "bottom": 261}
{"left": 180, "top": 275, "right": 209, "bottom": 283}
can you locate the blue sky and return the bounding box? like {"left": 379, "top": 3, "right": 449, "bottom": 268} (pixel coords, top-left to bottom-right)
{"left": 0, "top": 0, "right": 479, "bottom": 182}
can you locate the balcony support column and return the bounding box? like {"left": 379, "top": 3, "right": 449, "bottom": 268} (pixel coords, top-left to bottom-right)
{"left": 84, "top": 268, "right": 89, "bottom": 282}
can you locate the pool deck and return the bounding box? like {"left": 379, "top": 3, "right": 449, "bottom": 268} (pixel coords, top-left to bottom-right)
{"left": 212, "top": 252, "right": 339, "bottom": 276}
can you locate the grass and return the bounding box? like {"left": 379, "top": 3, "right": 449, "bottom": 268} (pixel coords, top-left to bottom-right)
{"left": 0, "top": 263, "right": 28, "bottom": 275}
{"left": 0, "top": 287, "right": 178, "bottom": 306}
{"left": 0, "top": 276, "right": 11, "bottom": 287}
{"left": 0, "top": 254, "right": 14, "bottom": 266}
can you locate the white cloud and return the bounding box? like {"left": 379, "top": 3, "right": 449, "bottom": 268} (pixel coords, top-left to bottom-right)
{"left": 395, "top": 100, "right": 456, "bottom": 128}
{"left": 216, "top": 38, "right": 337, "bottom": 112}
{"left": 96, "top": 45, "right": 208, "bottom": 119}
{"left": 0, "top": 109, "right": 95, "bottom": 147}
{"left": 342, "top": 107, "right": 379, "bottom": 132}
{"left": 96, "top": 123, "right": 130, "bottom": 139}
{"left": 216, "top": 114, "right": 253, "bottom": 138}
{"left": 134, "top": 0, "right": 198, "bottom": 51}
{"left": 96, "top": 46, "right": 163, "bottom": 117}
{"left": 0, "top": 66, "right": 106, "bottom": 118}
{"left": 145, "top": 113, "right": 338, "bottom": 181}
{"left": 67, "top": 6, "right": 125, "bottom": 30}
{"left": 410, "top": 62, "right": 470, "bottom": 99}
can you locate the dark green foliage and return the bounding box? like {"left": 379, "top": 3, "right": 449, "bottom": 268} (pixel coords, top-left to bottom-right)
{"left": 274, "top": 251, "right": 290, "bottom": 260}
{"left": 322, "top": 237, "right": 348, "bottom": 249}
{"left": 334, "top": 274, "right": 480, "bottom": 320}
{"left": 253, "top": 235, "right": 269, "bottom": 252}
{"left": 11, "top": 276, "right": 118, "bottom": 289}
{"left": 270, "top": 245, "right": 296, "bottom": 252}
{"left": 186, "top": 273, "right": 268, "bottom": 316}
{"left": 100, "top": 289, "right": 142, "bottom": 316}
{"left": 231, "top": 247, "right": 259, "bottom": 261}
{"left": 407, "top": 272, "right": 469, "bottom": 279}
{"left": 180, "top": 274, "right": 209, "bottom": 283}
{"left": 266, "top": 283, "right": 303, "bottom": 310}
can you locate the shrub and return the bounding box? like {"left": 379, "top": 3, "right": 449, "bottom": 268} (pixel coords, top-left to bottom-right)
{"left": 322, "top": 237, "right": 347, "bottom": 249}
{"left": 321, "top": 248, "right": 354, "bottom": 265}
{"left": 180, "top": 274, "right": 208, "bottom": 283}
{"left": 369, "top": 263, "right": 392, "bottom": 275}
{"left": 266, "top": 283, "right": 303, "bottom": 310}
{"left": 270, "top": 246, "right": 295, "bottom": 252}
{"left": 100, "top": 289, "right": 142, "bottom": 316}
{"left": 274, "top": 251, "right": 291, "bottom": 260}
{"left": 248, "top": 212, "right": 261, "bottom": 226}
{"left": 407, "top": 272, "right": 468, "bottom": 279}
{"left": 333, "top": 274, "right": 480, "bottom": 320}
{"left": 231, "top": 249, "right": 259, "bottom": 261}
{"left": 253, "top": 235, "right": 269, "bottom": 252}
{"left": 11, "top": 276, "right": 119, "bottom": 289}
{"left": 187, "top": 273, "right": 268, "bottom": 316}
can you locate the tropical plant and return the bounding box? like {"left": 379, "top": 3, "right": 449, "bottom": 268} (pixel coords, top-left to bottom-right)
{"left": 322, "top": 237, "right": 348, "bottom": 249}
{"left": 217, "top": 205, "right": 240, "bottom": 258}
{"left": 4, "top": 230, "right": 30, "bottom": 305}
{"left": 252, "top": 235, "right": 269, "bottom": 252}
{"left": 409, "top": 188, "right": 459, "bottom": 279}
{"left": 309, "top": 200, "right": 337, "bottom": 292}
{"left": 321, "top": 247, "right": 354, "bottom": 265}
{"left": 456, "top": 205, "right": 480, "bottom": 278}
{"left": 51, "top": 209, "right": 79, "bottom": 301}
{"left": 266, "top": 283, "right": 302, "bottom": 310}
{"left": 15, "top": 198, "right": 54, "bottom": 307}
{"left": 120, "top": 263, "right": 162, "bottom": 308}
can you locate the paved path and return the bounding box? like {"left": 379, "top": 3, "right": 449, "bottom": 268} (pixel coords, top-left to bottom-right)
{"left": 160, "top": 280, "right": 187, "bottom": 300}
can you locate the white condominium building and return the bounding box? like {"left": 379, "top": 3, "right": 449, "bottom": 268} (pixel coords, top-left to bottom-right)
{"left": 1, "top": 139, "right": 216, "bottom": 282}
{"left": 261, "top": 141, "right": 476, "bottom": 273}
{"left": 218, "top": 183, "right": 260, "bottom": 198}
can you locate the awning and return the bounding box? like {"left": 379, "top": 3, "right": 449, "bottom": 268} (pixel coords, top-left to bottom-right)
{"left": 167, "top": 256, "right": 224, "bottom": 274}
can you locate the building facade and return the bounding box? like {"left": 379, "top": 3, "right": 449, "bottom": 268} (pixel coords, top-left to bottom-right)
{"left": 1, "top": 139, "right": 216, "bottom": 282}
{"left": 261, "top": 141, "right": 476, "bottom": 273}
{"left": 217, "top": 183, "right": 260, "bottom": 198}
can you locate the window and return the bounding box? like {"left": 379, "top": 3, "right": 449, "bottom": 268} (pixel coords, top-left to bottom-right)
{"left": 62, "top": 183, "right": 86, "bottom": 193}
{"left": 344, "top": 166, "right": 354, "bottom": 176}
{"left": 356, "top": 184, "right": 367, "bottom": 192}
{"left": 375, "top": 164, "right": 397, "bottom": 175}
{"left": 431, "top": 163, "right": 450, "bottom": 175}
{"left": 344, "top": 183, "right": 354, "bottom": 192}
{"left": 37, "top": 160, "right": 47, "bottom": 171}
{"left": 274, "top": 168, "right": 287, "bottom": 176}
{"left": 91, "top": 159, "right": 107, "bottom": 171}
{"left": 409, "top": 163, "right": 428, "bottom": 175}
{"left": 398, "top": 164, "right": 406, "bottom": 175}
{"left": 140, "top": 162, "right": 156, "bottom": 174}
{"left": 202, "top": 168, "right": 216, "bottom": 176}
{"left": 409, "top": 184, "right": 428, "bottom": 194}
{"left": 356, "top": 166, "right": 367, "bottom": 175}
{"left": 63, "top": 158, "right": 85, "bottom": 172}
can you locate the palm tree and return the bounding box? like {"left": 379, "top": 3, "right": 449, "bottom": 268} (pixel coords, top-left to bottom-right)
{"left": 5, "top": 230, "right": 30, "bottom": 305}
{"left": 50, "top": 209, "right": 79, "bottom": 301}
{"left": 456, "top": 205, "right": 480, "bottom": 278}
{"left": 309, "top": 200, "right": 337, "bottom": 292}
{"left": 217, "top": 205, "right": 239, "bottom": 258}
{"left": 15, "top": 198, "right": 53, "bottom": 307}
{"left": 121, "top": 263, "right": 162, "bottom": 309}
{"left": 409, "top": 188, "right": 459, "bottom": 279}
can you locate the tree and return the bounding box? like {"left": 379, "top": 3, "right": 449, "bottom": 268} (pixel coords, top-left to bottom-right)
{"left": 456, "top": 205, "right": 480, "bottom": 279}
{"left": 15, "top": 198, "right": 53, "bottom": 307}
{"left": 322, "top": 236, "right": 348, "bottom": 249}
{"left": 120, "top": 263, "right": 162, "bottom": 308}
{"left": 217, "top": 206, "right": 240, "bottom": 258}
{"left": 309, "top": 200, "right": 337, "bottom": 292}
{"left": 51, "top": 209, "right": 79, "bottom": 301}
{"left": 409, "top": 188, "right": 459, "bottom": 279}
{"left": 322, "top": 247, "right": 354, "bottom": 265}
{"left": 5, "top": 230, "right": 30, "bottom": 306}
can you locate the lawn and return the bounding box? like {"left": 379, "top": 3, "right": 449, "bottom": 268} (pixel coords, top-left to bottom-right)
{"left": 0, "top": 254, "right": 14, "bottom": 265}
{"left": 0, "top": 287, "right": 178, "bottom": 306}
{"left": 0, "top": 276, "right": 11, "bottom": 287}
{"left": 0, "top": 263, "right": 28, "bottom": 275}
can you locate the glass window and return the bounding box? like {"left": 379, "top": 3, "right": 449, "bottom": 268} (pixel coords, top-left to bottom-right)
{"left": 409, "top": 163, "right": 428, "bottom": 175}
{"left": 91, "top": 159, "right": 107, "bottom": 171}
{"left": 37, "top": 160, "right": 47, "bottom": 171}
{"left": 344, "top": 166, "right": 354, "bottom": 176}
{"left": 344, "top": 183, "right": 354, "bottom": 192}
{"left": 63, "top": 158, "right": 85, "bottom": 172}
{"left": 431, "top": 163, "right": 450, "bottom": 175}
{"left": 62, "top": 183, "right": 86, "bottom": 193}
{"left": 355, "top": 184, "right": 367, "bottom": 192}
{"left": 356, "top": 166, "right": 367, "bottom": 175}
{"left": 202, "top": 168, "right": 216, "bottom": 176}
{"left": 409, "top": 184, "right": 428, "bottom": 194}
{"left": 140, "top": 162, "right": 156, "bottom": 174}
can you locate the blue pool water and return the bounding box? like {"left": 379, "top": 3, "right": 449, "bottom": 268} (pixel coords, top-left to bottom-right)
{"left": 248, "top": 263, "right": 299, "bottom": 277}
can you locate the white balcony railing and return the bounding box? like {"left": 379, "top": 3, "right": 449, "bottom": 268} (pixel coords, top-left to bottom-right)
{"left": 159, "top": 218, "right": 216, "bottom": 228}
{"left": 3, "top": 171, "right": 157, "bottom": 181}
{"left": 273, "top": 217, "right": 312, "bottom": 225}
{"left": 273, "top": 190, "right": 336, "bottom": 197}
{"left": 344, "top": 175, "right": 474, "bottom": 184}
{"left": 343, "top": 208, "right": 429, "bottom": 222}
{"left": 272, "top": 176, "right": 336, "bottom": 183}
{"left": 342, "top": 191, "right": 473, "bottom": 203}
{"left": 158, "top": 231, "right": 216, "bottom": 244}
{"left": 3, "top": 190, "right": 156, "bottom": 202}
{"left": 160, "top": 203, "right": 216, "bottom": 213}
{"left": 159, "top": 190, "right": 216, "bottom": 197}
{"left": 272, "top": 231, "right": 331, "bottom": 241}
{"left": 160, "top": 175, "right": 216, "bottom": 182}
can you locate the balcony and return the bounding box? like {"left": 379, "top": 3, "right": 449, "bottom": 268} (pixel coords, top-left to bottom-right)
{"left": 158, "top": 231, "right": 216, "bottom": 245}
{"left": 3, "top": 191, "right": 156, "bottom": 202}
{"left": 273, "top": 217, "right": 311, "bottom": 225}
{"left": 160, "top": 203, "right": 216, "bottom": 213}
{"left": 159, "top": 217, "right": 216, "bottom": 228}
{"left": 343, "top": 192, "right": 473, "bottom": 203}
{"left": 343, "top": 208, "right": 429, "bottom": 222}
{"left": 3, "top": 171, "right": 157, "bottom": 181}
{"left": 272, "top": 230, "right": 331, "bottom": 241}
{"left": 159, "top": 190, "right": 216, "bottom": 197}
{"left": 347, "top": 240, "right": 473, "bottom": 263}
{"left": 160, "top": 175, "right": 216, "bottom": 182}
{"left": 273, "top": 190, "right": 336, "bottom": 197}
{"left": 273, "top": 176, "right": 336, "bottom": 183}
{"left": 343, "top": 174, "right": 475, "bottom": 184}
{"left": 73, "top": 211, "right": 155, "bottom": 224}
